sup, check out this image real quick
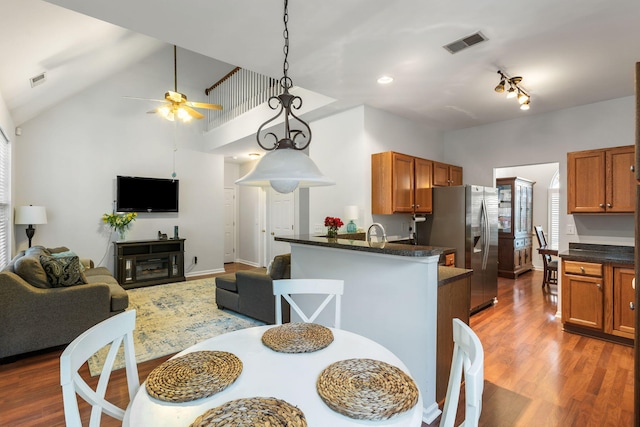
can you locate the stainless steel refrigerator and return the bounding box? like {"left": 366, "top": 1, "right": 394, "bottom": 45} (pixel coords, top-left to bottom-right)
{"left": 416, "top": 185, "right": 498, "bottom": 314}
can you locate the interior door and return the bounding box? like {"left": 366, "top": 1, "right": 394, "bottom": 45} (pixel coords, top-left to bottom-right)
{"left": 223, "top": 188, "right": 236, "bottom": 263}
{"left": 267, "top": 188, "right": 295, "bottom": 262}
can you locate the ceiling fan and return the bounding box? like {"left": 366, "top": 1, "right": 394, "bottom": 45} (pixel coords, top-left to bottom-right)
{"left": 128, "top": 45, "right": 222, "bottom": 122}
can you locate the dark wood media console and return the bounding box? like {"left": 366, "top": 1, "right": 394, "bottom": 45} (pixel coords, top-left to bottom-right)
{"left": 114, "top": 239, "right": 185, "bottom": 289}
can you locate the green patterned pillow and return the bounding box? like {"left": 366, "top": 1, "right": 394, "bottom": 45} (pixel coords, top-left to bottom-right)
{"left": 39, "top": 255, "right": 88, "bottom": 287}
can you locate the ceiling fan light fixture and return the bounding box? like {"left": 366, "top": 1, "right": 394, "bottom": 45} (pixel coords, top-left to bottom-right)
{"left": 494, "top": 80, "right": 505, "bottom": 93}
{"left": 506, "top": 86, "right": 516, "bottom": 99}
{"left": 517, "top": 91, "right": 529, "bottom": 104}
{"left": 520, "top": 100, "right": 530, "bottom": 110}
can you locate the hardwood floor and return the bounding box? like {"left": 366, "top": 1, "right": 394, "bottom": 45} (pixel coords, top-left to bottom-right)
{"left": 0, "top": 268, "right": 634, "bottom": 426}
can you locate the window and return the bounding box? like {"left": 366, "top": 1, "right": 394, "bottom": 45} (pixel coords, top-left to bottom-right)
{"left": 0, "top": 126, "right": 10, "bottom": 267}
{"left": 547, "top": 171, "right": 560, "bottom": 250}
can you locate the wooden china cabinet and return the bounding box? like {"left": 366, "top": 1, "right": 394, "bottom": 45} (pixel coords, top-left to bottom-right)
{"left": 496, "top": 177, "right": 535, "bottom": 278}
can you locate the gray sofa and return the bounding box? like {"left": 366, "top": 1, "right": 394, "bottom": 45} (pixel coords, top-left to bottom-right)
{"left": 215, "top": 253, "right": 291, "bottom": 324}
{"left": 0, "top": 246, "right": 128, "bottom": 360}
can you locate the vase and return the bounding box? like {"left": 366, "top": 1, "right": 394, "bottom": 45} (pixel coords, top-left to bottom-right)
{"left": 327, "top": 228, "right": 338, "bottom": 238}
{"left": 118, "top": 229, "right": 127, "bottom": 241}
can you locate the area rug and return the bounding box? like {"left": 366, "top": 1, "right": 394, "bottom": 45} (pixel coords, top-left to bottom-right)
{"left": 87, "top": 278, "right": 264, "bottom": 376}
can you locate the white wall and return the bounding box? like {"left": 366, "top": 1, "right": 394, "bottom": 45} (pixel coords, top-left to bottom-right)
{"left": 307, "top": 105, "right": 445, "bottom": 239}
{"left": 445, "top": 96, "right": 635, "bottom": 251}
{"left": 12, "top": 46, "right": 227, "bottom": 276}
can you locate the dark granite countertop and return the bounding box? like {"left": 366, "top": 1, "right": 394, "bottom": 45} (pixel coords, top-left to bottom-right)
{"left": 438, "top": 266, "right": 473, "bottom": 286}
{"left": 274, "top": 234, "right": 453, "bottom": 258}
{"left": 559, "top": 243, "right": 634, "bottom": 265}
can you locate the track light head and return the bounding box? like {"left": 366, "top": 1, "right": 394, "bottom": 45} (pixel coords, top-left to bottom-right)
{"left": 495, "top": 70, "right": 530, "bottom": 111}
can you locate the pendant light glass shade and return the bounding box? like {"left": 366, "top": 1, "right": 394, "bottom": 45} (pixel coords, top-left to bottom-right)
{"left": 235, "top": 148, "right": 334, "bottom": 193}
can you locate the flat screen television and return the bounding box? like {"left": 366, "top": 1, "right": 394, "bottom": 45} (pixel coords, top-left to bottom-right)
{"left": 116, "top": 176, "right": 179, "bottom": 212}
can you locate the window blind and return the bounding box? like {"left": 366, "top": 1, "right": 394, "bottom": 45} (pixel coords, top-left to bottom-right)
{"left": 0, "top": 127, "right": 10, "bottom": 268}
{"left": 548, "top": 188, "right": 559, "bottom": 250}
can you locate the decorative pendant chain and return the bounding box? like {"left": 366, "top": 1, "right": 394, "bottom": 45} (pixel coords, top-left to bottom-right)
{"left": 281, "top": 0, "right": 291, "bottom": 90}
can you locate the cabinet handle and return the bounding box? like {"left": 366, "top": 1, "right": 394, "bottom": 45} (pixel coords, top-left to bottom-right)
{"left": 596, "top": 283, "right": 602, "bottom": 289}
{"left": 415, "top": 204, "right": 420, "bottom": 208}
{"left": 630, "top": 302, "right": 635, "bottom": 310}
{"left": 580, "top": 266, "right": 585, "bottom": 273}
{"left": 599, "top": 203, "right": 605, "bottom": 208}
{"left": 607, "top": 203, "right": 612, "bottom": 208}
{"left": 631, "top": 165, "right": 635, "bottom": 172}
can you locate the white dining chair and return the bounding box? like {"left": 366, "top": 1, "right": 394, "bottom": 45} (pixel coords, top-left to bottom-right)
{"left": 60, "top": 310, "right": 140, "bottom": 427}
{"left": 273, "top": 279, "right": 344, "bottom": 328}
{"left": 440, "top": 318, "right": 484, "bottom": 427}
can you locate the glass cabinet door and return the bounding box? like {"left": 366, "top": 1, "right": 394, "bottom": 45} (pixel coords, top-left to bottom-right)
{"left": 498, "top": 184, "right": 512, "bottom": 233}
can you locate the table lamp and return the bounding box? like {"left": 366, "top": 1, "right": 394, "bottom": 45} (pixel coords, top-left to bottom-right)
{"left": 344, "top": 205, "right": 359, "bottom": 233}
{"left": 15, "top": 205, "right": 47, "bottom": 248}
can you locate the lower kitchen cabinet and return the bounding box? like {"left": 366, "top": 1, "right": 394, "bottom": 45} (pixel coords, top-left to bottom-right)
{"left": 612, "top": 267, "right": 635, "bottom": 339}
{"left": 436, "top": 271, "right": 471, "bottom": 403}
{"left": 562, "top": 258, "right": 635, "bottom": 343}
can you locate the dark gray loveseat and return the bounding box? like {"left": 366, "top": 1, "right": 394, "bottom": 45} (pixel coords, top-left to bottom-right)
{"left": 215, "top": 253, "right": 291, "bottom": 324}
{"left": 0, "top": 246, "right": 128, "bottom": 360}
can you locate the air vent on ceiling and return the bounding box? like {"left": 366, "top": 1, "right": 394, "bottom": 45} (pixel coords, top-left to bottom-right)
{"left": 29, "top": 72, "right": 47, "bottom": 88}
{"left": 443, "top": 32, "right": 488, "bottom": 54}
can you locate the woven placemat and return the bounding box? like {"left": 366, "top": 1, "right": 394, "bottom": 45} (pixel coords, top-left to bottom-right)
{"left": 316, "top": 358, "right": 419, "bottom": 420}
{"left": 189, "top": 397, "right": 307, "bottom": 427}
{"left": 145, "top": 350, "right": 242, "bottom": 402}
{"left": 262, "top": 322, "right": 334, "bottom": 353}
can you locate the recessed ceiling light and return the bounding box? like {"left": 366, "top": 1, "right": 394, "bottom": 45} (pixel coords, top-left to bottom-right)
{"left": 377, "top": 75, "right": 394, "bottom": 85}
{"left": 248, "top": 153, "right": 261, "bottom": 158}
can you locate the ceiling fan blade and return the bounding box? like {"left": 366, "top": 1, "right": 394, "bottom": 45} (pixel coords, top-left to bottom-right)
{"left": 124, "top": 96, "right": 170, "bottom": 103}
{"left": 186, "top": 101, "right": 223, "bottom": 111}
{"left": 183, "top": 105, "right": 205, "bottom": 120}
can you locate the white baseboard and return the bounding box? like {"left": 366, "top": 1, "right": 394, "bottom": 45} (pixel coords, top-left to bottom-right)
{"left": 185, "top": 268, "right": 223, "bottom": 278}
{"left": 235, "top": 258, "right": 261, "bottom": 268}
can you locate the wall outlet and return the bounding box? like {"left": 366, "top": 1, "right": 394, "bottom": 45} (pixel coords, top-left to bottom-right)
{"left": 566, "top": 224, "right": 575, "bottom": 235}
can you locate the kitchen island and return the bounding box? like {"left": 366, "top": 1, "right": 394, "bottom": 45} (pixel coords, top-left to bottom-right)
{"left": 274, "top": 234, "right": 469, "bottom": 423}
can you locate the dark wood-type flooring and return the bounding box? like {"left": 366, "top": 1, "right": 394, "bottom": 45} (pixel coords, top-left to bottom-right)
{"left": 0, "top": 267, "right": 634, "bottom": 426}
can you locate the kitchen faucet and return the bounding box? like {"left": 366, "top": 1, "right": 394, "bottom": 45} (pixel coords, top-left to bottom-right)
{"left": 367, "top": 223, "right": 387, "bottom": 244}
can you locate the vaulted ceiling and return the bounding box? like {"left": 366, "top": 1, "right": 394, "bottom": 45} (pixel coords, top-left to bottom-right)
{"left": 2, "top": 0, "right": 640, "bottom": 134}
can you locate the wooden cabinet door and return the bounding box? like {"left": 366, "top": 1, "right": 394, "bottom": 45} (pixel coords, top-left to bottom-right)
{"left": 414, "top": 158, "right": 433, "bottom": 213}
{"left": 567, "top": 150, "right": 606, "bottom": 213}
{"left": 449, "top": 165, "right": 463, "bottom": 186}
{"left": 612, "top": 267, "right": 635, "bottom": 338}
{"left": 432, "top": 162, "right": 450, "bottom": 186}
{"left": 562, "top": 274, "right": 604, "bottom": 330}
{"left": 392, "top": 152, "right": 414, "bottom": 213}
{"left": 606, "top": 146, "right": 635, "bottom": 213}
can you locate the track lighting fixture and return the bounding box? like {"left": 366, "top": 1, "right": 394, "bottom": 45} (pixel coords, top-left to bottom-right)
{"left": 495, "top": 70, "right": 530, "bottom": 111}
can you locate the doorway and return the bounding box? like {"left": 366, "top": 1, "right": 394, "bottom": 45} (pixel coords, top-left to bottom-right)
{"left": 223, "top": 188, "right": 236, "bottom": 263}
{"left": 494, "top": 162, "right": 560, "bottom": 271}
{"left": 266, "top": 188, "right": 295, "bottom": 263}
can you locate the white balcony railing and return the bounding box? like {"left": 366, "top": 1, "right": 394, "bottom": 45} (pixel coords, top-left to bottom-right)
{"left": 205, "top": 67, "right": 279, "bottom": 130}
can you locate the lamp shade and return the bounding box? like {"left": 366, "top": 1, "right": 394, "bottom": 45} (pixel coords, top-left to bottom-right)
{"left": 344, "top": 205, "right": 359, "bottom": 220}
{"left": 236, "top": 149, "right": 334, "bottom": 194}
{"left": 15, "top": 206, "right": 47, "bottom": 225}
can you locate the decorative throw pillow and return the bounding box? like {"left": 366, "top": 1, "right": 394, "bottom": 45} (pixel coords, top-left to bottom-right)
{"left": 50, "top": 250, "right": 86, "bottom": 271}
{"left": 15, "top": 255, "right": 50, "bottom": 288}
{"left": 39, "top": 255, "right": 88, "bottom": 287}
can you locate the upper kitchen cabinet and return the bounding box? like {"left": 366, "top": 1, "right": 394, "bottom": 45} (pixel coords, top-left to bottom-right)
{"left": 567, "top": 145, "right": 635, "bottom": 213}
{"left": 433, "top": 161, "right": 463, "bottom": 187}
{"left": 371, "top": 151, "right": 433, "bottom": 214}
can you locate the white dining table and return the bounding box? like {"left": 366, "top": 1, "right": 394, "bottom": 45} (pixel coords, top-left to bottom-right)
{"left": 124, "top": 325, "right": 424, "bottom": 427}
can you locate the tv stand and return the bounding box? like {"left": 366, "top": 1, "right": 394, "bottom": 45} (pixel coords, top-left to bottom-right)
{"left": 114, "top": 239, "right": 185, "bottom": 289}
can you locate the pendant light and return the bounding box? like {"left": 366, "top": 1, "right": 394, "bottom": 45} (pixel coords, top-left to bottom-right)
{"left": 236, "top": 0, "right": 334, "bottom": 194}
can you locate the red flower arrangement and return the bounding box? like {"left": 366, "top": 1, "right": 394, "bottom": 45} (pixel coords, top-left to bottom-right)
{"left": 324, "top": 216, "right": 344, "bottom": 237}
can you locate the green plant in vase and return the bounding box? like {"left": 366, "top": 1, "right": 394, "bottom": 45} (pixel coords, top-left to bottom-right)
{"left": 103, "top": 212, "right": 138, "bottom": 240}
